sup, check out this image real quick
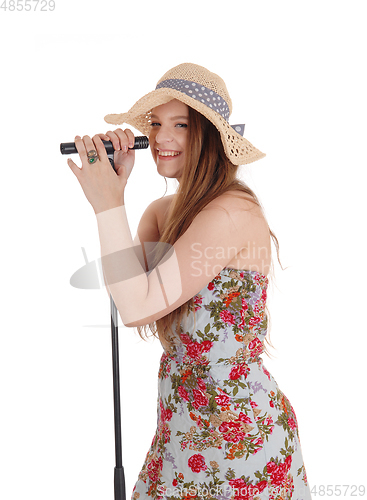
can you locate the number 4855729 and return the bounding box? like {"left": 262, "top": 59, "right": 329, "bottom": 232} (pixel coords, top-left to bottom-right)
{"left": 0, "top": 0, "right": 55, "bottom": 11}
{"left": 311, "top": 485, "right": 365, "bottom": 496}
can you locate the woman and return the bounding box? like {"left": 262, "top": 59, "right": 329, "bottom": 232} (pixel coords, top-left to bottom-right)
{"left": 68, "top": 63, "right": 312, "bottom": 500}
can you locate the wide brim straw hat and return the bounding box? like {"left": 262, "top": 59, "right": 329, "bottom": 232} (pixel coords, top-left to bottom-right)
{"left": 104, "top": 63, "right": 265, "bottom": 166}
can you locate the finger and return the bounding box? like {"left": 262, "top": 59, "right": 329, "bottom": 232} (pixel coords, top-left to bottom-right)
{"left": 105, "top": 130, "right": 121, "bottom": 151}
{"left": 74, "top": 135, "right": 91, "bottom": 165}
{"left": 112, "top": 128, "right": 131, "bottom": 152}
{"left": 83, "top": 135, "right": 98, "bottom": 161}
{"left": 67, "top": 157, "right": 81, "bottom": 179}
{"left": 124, "top": 128, "right": 135, "bottom": 149}
{"left": 92, "top": 134, "right": 109, "bottom": 162}
{"left": 96, "top": 133, "right": 110, "bottom": 142}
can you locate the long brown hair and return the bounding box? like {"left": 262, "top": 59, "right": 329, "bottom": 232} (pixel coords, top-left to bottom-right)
{"left": 137, "top": 106, "right": 282, "bottom": 355}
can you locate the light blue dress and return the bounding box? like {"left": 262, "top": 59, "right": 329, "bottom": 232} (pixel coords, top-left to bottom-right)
{"left": 132, "top": 268, "right": 312, "bottom": 500}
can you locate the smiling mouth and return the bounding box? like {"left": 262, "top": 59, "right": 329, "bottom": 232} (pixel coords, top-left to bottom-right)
{"left": 157, "top": 149, "right": 181, "bottom": 157}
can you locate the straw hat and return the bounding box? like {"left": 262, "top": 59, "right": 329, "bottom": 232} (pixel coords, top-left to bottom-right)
{"left": 104, "top": 63, "right": 265, "bottom": 165}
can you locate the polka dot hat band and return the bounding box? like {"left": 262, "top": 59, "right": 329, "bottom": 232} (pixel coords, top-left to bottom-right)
{"left": 104, "top": 63, "right": 266, "bottom": 165}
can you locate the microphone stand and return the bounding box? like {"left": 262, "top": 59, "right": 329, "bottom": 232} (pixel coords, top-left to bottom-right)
{"left": 62, "top": 136, "right": 150, "bottom": 500}
{"left": 107, "top": 152, "right": 126, "bottom": 500}
{"left": 110, "top": 293, "right": 125, "bottom": 500}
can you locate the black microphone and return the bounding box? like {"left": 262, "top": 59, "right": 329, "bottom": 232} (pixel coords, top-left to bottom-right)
{"left": 60, "top": 136, "right": 149, "bottom": 155}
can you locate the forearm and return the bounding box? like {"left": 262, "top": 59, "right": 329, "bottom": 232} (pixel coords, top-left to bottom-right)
{"left": 95, "top": 204, "right": 151, "bottom": 325}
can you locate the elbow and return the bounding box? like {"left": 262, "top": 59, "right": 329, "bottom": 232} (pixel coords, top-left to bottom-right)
{"left": 123, "top": 310, "right": 158, "bottom": 328}
{"left": 124, "top": 318, "right": 148, "bottom": 328}
{"left": 124, "top": 320, "right": 137, "bottom": 328}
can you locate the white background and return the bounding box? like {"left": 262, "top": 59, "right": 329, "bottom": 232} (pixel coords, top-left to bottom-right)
{"left": 0, "top": 1, "right": 366, "bottom": 499}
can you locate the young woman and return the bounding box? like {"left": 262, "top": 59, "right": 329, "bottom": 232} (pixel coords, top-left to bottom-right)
{"left": 68, "top": 63, "right": 312, "bottom": 500}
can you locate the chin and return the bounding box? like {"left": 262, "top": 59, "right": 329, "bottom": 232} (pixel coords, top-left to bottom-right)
{"left": 157, "top": 168, "right": 176, "bottom": 179}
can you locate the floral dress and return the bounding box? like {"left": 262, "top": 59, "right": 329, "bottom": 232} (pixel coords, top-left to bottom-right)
{"left": 132, "top": 268, "right": 312, "bottom": 500}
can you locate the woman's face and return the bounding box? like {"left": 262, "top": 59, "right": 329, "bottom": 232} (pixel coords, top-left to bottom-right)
{"left": 149, "top": 99, "right": 189, "bottom": 182}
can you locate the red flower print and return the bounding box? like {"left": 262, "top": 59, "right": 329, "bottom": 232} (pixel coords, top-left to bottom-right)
{"left": 207, "top": 282, "right": 215, "bottom": 290}
{"left": 245, "top": 480, "right": 267, "bottom": 498}
{"left": 164, "top": 408, "right": 173, "bottom": 422}
{"left": 186, "top": 341, "right": 204, "bottom": 360}
{"left": 180, "top": 333, "right": 191, "bottom": 345}
{"left": 172, "top": 479, "right": 178, "bottom": 486}
{"left": 267, "top": 460, "right": 277, "bottom": 474}
{"left": 253, "top": 437, "right": 264, "bottom": 447}
{"left": 178, "top": 385, "right": 190, "bottom": 401}
{"left": 248, "top": 337, "right": 263, "bottom": 357}
{"left": 288, "top": 417, "right": 296, "bottom": 430}
{"left": 188, "top": 453, "right": 207, "bottom": 473}
{"left": 265, "top": 416, "right": 273, "bottom": 426}
{"left": 262, "top": 366, "right": 271, "bottom": 380}
{"left": 229, "top": 478, "right": 267, "bottom": 500}
{"left": 192, "top": 389, "right": 209, "bottom": 409}
{"left": 201, "top": 340, "right": 213, "bottom": 352}
{"left": 194, "top": 295, "right": 203, "bottom": 305}
{"left": 159, "top": 399, "right": 173, "bottom": 422}
{"left": 185, "top": 339, "right": 213, "bottom": 360}
{"left": 194, "top": 295, "right": 203, "bottom": 311}
{"left": 267, "top": 455, "right": 292, "bottom": 487}
{"left": 196, "top": 378, "right": 206, "bottom": 392}
{"left": 229, "top": 478, "right": 246, "bottom": 490}
{"left": 219, "top": 420, "right": 246, "bottom": 443}
{"left": 238, "top": 411, "right": 253, "bottom": 424}
{"left": 219, "top": 412, "right": 253, "bottom": 443}
{"left": 229, "top": 478, "right": 246, "bottom": 499}
{"left": 219, "top": 310, "right": 236, "bottom": 325}
{"left": 229, "top": 363, "right": 249, "bottom": 380}
{"left": 269, "top": 400, "right": 274, "bottom": 408}
{"left": 146, "top": 456, "right": 163, "bottom": 482}
{"left": 249, "top": 316, "right": 261, "bottom": 327}
{"left": 255, "top": 481, "right": 268, "bottom": 495}
{"left": 159, "top": 400, "right": 172, "bottom": 422}
{"left": 271, "top": 462, "right": 288, "bottom": 486}
{"left": 215, "top": 392, "right": 231, "bottom": 406}
{"left": 290, "top": 403, "right": 298, "bottom": 426}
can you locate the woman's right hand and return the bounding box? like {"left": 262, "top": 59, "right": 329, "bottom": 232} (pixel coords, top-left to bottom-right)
{"left": 96, "top": 128, "right": 136, "bottom": 181}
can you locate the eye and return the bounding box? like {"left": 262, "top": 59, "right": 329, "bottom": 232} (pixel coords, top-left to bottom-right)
{"left": 150, "top": 122, "right": 161, "bottom": 127}
{"left": 175, "top": 123, "right": 188, "bottom": 128}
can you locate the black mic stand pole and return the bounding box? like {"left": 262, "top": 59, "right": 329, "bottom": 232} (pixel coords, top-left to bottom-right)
{"left": 108, "top": 152, "right": 125, "bottom": 500}
{"left": 110, "top": 292, "right": 125, "bottom": 500}
{"left": 103, "top": 139, "right": 148, "bottom": 500}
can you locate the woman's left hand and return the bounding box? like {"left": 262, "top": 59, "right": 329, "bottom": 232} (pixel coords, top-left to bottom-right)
{"left": 67, "top": 134, "right": 129, "bottom": 214}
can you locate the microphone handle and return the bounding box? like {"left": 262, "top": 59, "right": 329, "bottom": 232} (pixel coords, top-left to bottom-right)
{"left": 60, "top": 136, "right": 149, "bottom": 155}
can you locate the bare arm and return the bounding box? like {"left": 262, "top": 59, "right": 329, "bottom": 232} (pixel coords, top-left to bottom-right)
{"left": 101, "top": 198, "right": 161, "bottom": 300}
{"left": 96, "top": 194, "right": 252, "bottom": 327}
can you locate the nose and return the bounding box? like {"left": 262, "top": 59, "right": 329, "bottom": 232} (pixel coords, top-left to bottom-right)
{"left": 155, "top": 126, "right": 173, "bottom": 145}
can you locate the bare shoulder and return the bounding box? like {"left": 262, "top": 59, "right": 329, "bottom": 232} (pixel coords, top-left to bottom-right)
{"left": 202, "top": 190, "right": 262, "bottom": 216}
{"left": 199, "top": 191, "right": 271, "bottom": 274}
{"left": 152, "top": 194, "right": 175, "bottom": 217}
{"left": 154, "top": 193, "right": 175, "bottom": 208}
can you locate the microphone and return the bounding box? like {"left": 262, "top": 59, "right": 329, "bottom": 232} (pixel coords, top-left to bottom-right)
{"left": 60, "top": 136, "right": 149, "bottom": 155}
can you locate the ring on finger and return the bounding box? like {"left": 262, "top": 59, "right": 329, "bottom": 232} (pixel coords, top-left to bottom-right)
{"left": 87, "top": 149, "right": 99, "bottom": 164}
